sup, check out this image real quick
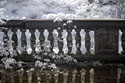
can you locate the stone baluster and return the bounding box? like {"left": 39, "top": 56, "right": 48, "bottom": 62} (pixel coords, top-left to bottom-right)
{"left": 80, "top": 29, "right": 86, "bottom": 55}
{"left": 39, "top": 29, "right": 44, "bottom": 52}
{"left": 121, "top": 29, "right": 125, "bottom": 54}
{"left": 25, "top": 29, "right": 32, "bottom": 55}
{"left": 57, "top": 28, "right": 63, "bottom": 54}
{"left": 16, "top": 29, "right": 23, "bottom": 55}
{"left": 29, "top": 29, "right": 35, "bottom": 55}
{"left": 52, "top": 29, "right": 59, "bottom": 54}
{"left": 76, "top": 29, "right": 82, "bottom": 55}
{"left": 10, "top": 29, "right": 17, "bottom": 56}
{"left": 67, "top": 29, "right": 72, "bottom": 55}
{"left": 71, "top": 29, "right": 77, "bottom": 55}
{"left": 34, "top": 29, "right": 41, "bottom": 54}
{"left": 85, "top": 29, "right": 90, "bottom": 55}
{"left": 43, "top": 29, "right": 51, "bottom": 54}
{"left": 48, "top": 29, "right": 53, "bottom": 53}
{"left": 62, "top": 29, "right": 68, "bottom": 54}
{"left": 21, "top": 29, "right": 26, "bottom": 54}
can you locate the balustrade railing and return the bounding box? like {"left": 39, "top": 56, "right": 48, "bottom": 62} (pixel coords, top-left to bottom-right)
{"left": 0, "top": 19, "right": 125, "bottom": 62}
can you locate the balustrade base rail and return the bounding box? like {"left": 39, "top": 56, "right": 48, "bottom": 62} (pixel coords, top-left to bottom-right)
{"left": 11, "top": 54, "right": 125, "bottom": 62}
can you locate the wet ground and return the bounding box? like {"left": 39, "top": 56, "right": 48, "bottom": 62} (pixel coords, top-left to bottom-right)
{"left": 0, "top": 66, "right": 125, "bottom": 83}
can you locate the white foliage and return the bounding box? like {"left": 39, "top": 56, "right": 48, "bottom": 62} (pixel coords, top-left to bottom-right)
{"left": 0, "top": 0, "right": 120, "bottom": 19}
{"left": 1, "top": 57, "right": 17, "bottom": 69}
{"left": 0, "top": 8, "right": 6, "bottom": 24}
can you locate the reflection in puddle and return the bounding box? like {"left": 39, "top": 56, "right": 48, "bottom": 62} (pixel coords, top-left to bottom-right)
{"left": 117, "top": 68, "right": 122, "bottom": 83}
{"left": 17, "top": 68, "right": 24, "bottom": 83}
{"left": 63, "top": 69, "right": 68, "bottom": 83}
{"left": 89, "top": 68, "right": 94, "bottom": 83}
{"left": 80, "top": 68, "right": 86, "bottom": 83}
{"left": 0, "top": 67, "right": 124, "bottom": 83}
{"left": 72, "top": 69, "right": 77, "bottom": 83}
